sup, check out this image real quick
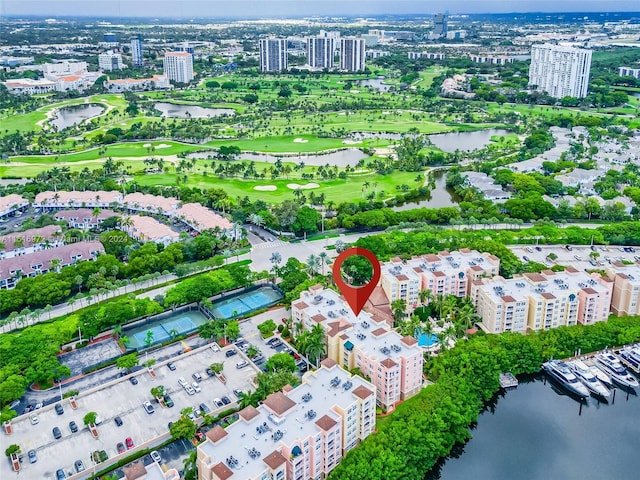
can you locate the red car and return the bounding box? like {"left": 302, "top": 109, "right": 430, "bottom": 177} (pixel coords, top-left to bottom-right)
{"left": 117, "top": 442, "right": 125, "bottom": 454}
{"left": 125, "top": 437, "right": 134, "bottom": 449}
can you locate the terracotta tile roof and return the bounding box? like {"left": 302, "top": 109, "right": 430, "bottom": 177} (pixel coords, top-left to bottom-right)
{"left": 263, "top": 392, "right": 296, "bottom": 416}
{"left": 459, "top": 248, "right": 471, "bottom": 253}
{"left": 396, "top": 274, "right": 409, "bottom": 281}
{"left": 371, "top": 327, "right": 387, "bottom": 337}
{"left": 263, "top": 450, "right": 287, "bottom": 470}
{"left": 315, "top": 414, "right": 338, "bottom": 431}
{"left": 123, "top": 462, "right": 147, "bottom": 480}
{"left": 309, "top": 284, "right": 323, "bottom": 293}
{"left": 282, "top": 385, "right": 294, "bottom": 393}
{"left": 488, "top": 254, "right": 499, "bottom": 261}
{"left": 541, "top": 292, "right": 556, "bottom": 300}
{"left": 0, "top": 225, "right": 62, "bottom": 251}
{"left": 470, "top": 265, "right": 483, "bottom": 271}
{"left": 600, "top": 276, "right": 613, "bottom": 283}
{"left": 320, "top": 358, "right": 337, "bottom": 368}
{"left": 0, "top": 194, "right": 27, "bottom": 210}
{"left": 54, "top": 208, "right": 117, "bottom": 223}
{"left": 433, "top": 271, "right": 446, "bottom": 277}
{"left": 311, "top": 314, "right": 326, "bottom": 323}
{"left": 326, "top": 319, "right": 351, "bottom": 337}
{"left": 211, "top": 462, "right": 233, "bottom": 480}
{"left": 238, "top": 405, "right": 260, "bottom": 421}
{"left": 294, "top": 301, "right": 309, "bottom": 310}
{"left": 401, "top": 336, "right": 418, "bottom": 346}
{"left": 617, "top": 273, "right": 629, "bottom": 279}
{"left": 206, "top": 425, "right": 227, "bottom": 443}
{"left": 524, "top": 273, "right": 546, "bottom": 282}
{"left": 501, "top": 295, "right": 517, "bottom": 303}
{"left": 390, "top": 256, "right": 402, "bottom": 263}
{"left": 367, "top": 285, "right": 389, "bottom": 306}
{"left": 413, "top": 267, "right": 423, "bottom": 273}
{"left": 582, "top": 287, "right": 598, "bottom": 295}
{"left": 565, "top": 266, "right": 579, "bottom": 273}
{"left": 381, "top": 358, "right": 397, "bottom": 368}
{"left": 352, "top": 385, "right": 373, "bottom": 400}
{"left": 424, "top": 254, "right": 441, "bottom": 262}
{"left": 339, "top": 333, "right": 349, "bottom": 340}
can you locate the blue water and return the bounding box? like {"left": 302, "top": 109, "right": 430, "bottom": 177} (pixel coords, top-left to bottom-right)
{"left": 209, "top": 286, "right": 283, "bottom": 319}
{"left": 418, "top": 333, "right": 439, "bottom": 348}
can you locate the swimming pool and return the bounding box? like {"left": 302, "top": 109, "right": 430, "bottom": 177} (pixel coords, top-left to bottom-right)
{"left": 208, "top": 285, "right": 283, "bottom": 319}
{"left": 417, "top": 332, "right": 440, "bottom": 348}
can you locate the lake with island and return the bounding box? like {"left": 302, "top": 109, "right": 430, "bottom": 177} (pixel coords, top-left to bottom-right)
{"left": 49, "top": 104, "right": 105, "bottom": 130}
{"left": 426, "top": 375, "right": 640, "bottom": 480}
{"left": 392, "top": 170, "right": 460, "bottom": 210}
{"left": 428, "top": 128, "right": 509, "bottom": 152}
{"left": 154, "top": 102, "right": 236, "bottom": 118}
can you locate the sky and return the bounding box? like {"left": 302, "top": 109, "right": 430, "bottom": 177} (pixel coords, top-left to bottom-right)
{"left": 2, "top": 0, "right": 639, "bottom": 19}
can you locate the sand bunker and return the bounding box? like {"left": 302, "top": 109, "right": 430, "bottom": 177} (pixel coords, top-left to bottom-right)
{"left": 143, "top": 143, "right": 152, "bottom": 148}
{"left": 343, "top": 139, "right": 362, "bottom": 145}
{"left": 155, "top": 143, "right": 171, "bottom": 149}
{"left": 293, "top": 138, "right": 309, "bottom": 143}
{"left": 254, "top": 185, "right": 277, "bottom": 191}
{"left": 287, "top": 183, "right": 319, "bottom": 190}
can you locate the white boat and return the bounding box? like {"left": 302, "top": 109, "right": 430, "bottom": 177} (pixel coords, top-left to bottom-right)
{"left": 594, "top": 352, "right": 640, "bottom": 389}
{"left": 588, "top": 363, "right": 613, "bottom": 387}
{"left": 616, "top": 346, "right": 640, "bottom": 374}
{"left": 542, "top": 360, "right": 590, "bottom": 398}
{"left": 567, "top": 359, "right": 611, "bottom": 400}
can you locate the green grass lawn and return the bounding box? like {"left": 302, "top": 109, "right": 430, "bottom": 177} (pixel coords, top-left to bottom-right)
{"left": 134, "top": 168, "right": 421, "bottom": 203}
{"left": 415, "top": 66, "right": 445, "bottom": 89}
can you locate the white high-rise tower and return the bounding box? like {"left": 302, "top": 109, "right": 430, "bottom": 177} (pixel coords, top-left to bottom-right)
{"left": 259, "top": 38, "right": 287, "bottom": 73}
{"left": 340, "top": 38, "right": 366, "bottom": 72}
{"left": 529, "top": 44, "right": 592, "bottom": 99}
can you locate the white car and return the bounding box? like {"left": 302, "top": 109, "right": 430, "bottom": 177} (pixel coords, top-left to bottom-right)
{"left": 150, "top": 450, "right": 162, "bottom": 463}
{"left": 191, "top": 382, "right": 201, "bottom": 393}
{"left": 177, "top": 377, "right": 188, "bottom": 387}
{"left": 29, "top": 413, "right": 39, "bottom": 425}
{"left": 210, "top": 343, "right": 220, "bottom": 352}
{"left": 185, "top": 384, "right": 196, "bottom": 395}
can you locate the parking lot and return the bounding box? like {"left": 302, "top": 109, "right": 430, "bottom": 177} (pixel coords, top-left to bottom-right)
{"left": 509, "top": 244, "right": 640, "bottom": 272}
{"left": 2, "top": 344, "right": 259, "bottom": 480}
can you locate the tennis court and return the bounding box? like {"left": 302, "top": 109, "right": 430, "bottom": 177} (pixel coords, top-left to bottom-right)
{"left": 125, "top": 311, "right": 207, "bottom": 350}
{"left": 209, "top": 286, "right": 283, "bottom": 319}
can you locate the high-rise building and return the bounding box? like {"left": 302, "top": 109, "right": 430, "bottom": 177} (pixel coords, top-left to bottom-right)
{"left": 259, "top": 38, "right": 287, "bottom": 73}
{"left": 98, "top": 51, "right": 124, "bottom": 71}
{"left": 340, "top": 38, "right": 366, "bottom": 72}
{"left": 196, "top": 361, "right": 376, "bottom": 480}
{"left": 529, "top": 43, "right": 592, "bottom": 99}
{"left": 307, "top": 36, "right": 335, "bottom": 69}
{"left": 163, "top": 51, "right": 194, "bottom": 83}
{"left": 434, "top": 13, "right": 448, "bottom": 36}
{"left": 103, "top": 33, "right": 118, "bottom": 44}
{"left": 130, "top": 35, "right": 144, "bottom": 67}
{"left": 618, "top": 66, "right": 640, "bottom": 79}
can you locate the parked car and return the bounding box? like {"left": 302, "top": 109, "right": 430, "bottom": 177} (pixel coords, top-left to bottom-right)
{"left": 192, "top": 382, "right": 201, "bottom": 393}
{"left": 29, "top": 413, "right": 39, "bottom": 425}
{"left": 150, "top": 450, "right": 162, "bottom": 463}
{"left": 233, "top": 389, "right": 243, "bottom": 398}
{"left": 199, "top": 402, "right": 211, "bottom": 415}
{"left": 117, "top": 442, "right": 126, "bottom": 454}
{"left": 210, "top": 343, "right": 220, "bottom": 352}
{"left": 74, "top": 460, "right": 85, "bottom": 473}
{"left": 192, "top": 372, "right": 202, "bottom": 382}
{"left": 167, "top": 362, "right": 177, "bottom": 371}
{"left": 574, "top": 255, "right": 583, "bottom": 261}
{"left": 28, "top": 450, "right": 37, "bottom": 463}
{"left": 129, "top": 377, "right": 138, "bottom": 385}
{"left": 177, "top": 377, "right": 188, "bottom": 387}
{"left": 114, "top": 416, "right": 123, "bottom": 427}
{"left": 56, "top": 469, "right": 66, "bottom": 480}
{"left": 205, "top": 368, "right": 215, "bottom": 377}
{"left": 225, "top": 349, "right": 237, "bottom": 358}
{"left": 221, "top": 396, "right": 231, "bottom": 405}
{"left": 236, "top": 361, "right": 249, "bottom": 369}
{"left": 213, "top": 398, "right": 224, "bottom": 408}
{"left": 143, "top": 401, "right": 155, "bottom": 414}
{"left": 53, "top": 426, "right": 62, "bottom": 439}
{"left": 69, "top": 421, "right": 78, "bottom": 433}
{"left": 535, "top": 246, "right": 542, "bottom": 252}
{"left": 523, "top": 256, "right": 530, "bottom": 262}
{"left": 125, "top": 437, "right": 134, "bottom": 449}
{"left": 565, "top": 245, "right": 573, "bottom": 251}
{"left": 185, "top": 384, "right": 196, "bottom": 395}
{"left": 55, "top": 403, "right": 64, "bottom": 415}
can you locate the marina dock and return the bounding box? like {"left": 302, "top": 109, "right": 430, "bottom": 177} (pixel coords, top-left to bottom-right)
{"left": 499, "top": 372, "right": 519, "bottom": 389}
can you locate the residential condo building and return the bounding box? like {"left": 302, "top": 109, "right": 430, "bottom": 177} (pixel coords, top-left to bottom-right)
{"left": 605, "top": 263, "right": 640, "bottom": 316}
{"left": 434, "top": 13, "right": 448, "bottom": 36}
{"left": 292, "top": 285, "right": 423, "bottom": 411}
{"left": 307, "top": 36, "right": 335, "bottom": 69}
{"left": 471, "top": 269, "right": 613, "bottom": 334}
{"left": 98, "top": 50, "right": 124, "bottom": 71}
{"left": 196, "top": 361, "right": 376, "bottom": 480}
{"left": 163, "top": 51, "right": 194, "bottom": 83}
{"left": 618, "top": 66, "right": 640, "bottom": 79}
{"left": 340, "top": 38, "right": 366, "bottom": 72}
{"left": 259, "top": 38, "right": 287, "bottom": 73}
{"left": 131, "top": 35, "right": 144, "bottom": 67}
{"left": 529, "top": 43, "right": 592, "bottom": 98}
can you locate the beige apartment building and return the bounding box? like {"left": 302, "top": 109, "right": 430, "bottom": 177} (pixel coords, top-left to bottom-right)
{"left": 471, "top": 268, "right": 613, "bottom": 334}
{"left": 292, "top": 285, "right": 423, "bottom": 411}
{"left": 380, "top": 249, "right": 500, "bottom": 311}
{"left": 605, "top": 263, "right": 640, "bottom": 316}
{"left": 197, "top": 361, "right": 375, "bottom": 480}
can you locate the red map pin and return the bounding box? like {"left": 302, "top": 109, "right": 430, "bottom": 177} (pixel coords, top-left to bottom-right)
{"left": 332, "top": 247, "right": 381, "bottom": 317}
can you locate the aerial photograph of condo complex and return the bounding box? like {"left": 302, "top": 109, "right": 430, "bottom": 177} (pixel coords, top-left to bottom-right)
{"left": 1, "top": 0, "right": 640, "bottom": 479}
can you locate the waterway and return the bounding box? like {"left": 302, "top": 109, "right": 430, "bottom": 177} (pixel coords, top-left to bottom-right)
{"left": 154, "top": 102, "right": 236, "bottom": 118}
{"left": 357, "top": 77, "right": 393, "bottom": 92}
{"left": 426, "top": 375, "right": 640, "bottom": 480}
{"left": 49, "top": 104, "right": 105, "bottom": 130}
{"left": 392, "top": 170, "right": 460, "bottom": 211}
{"left": 428, "top": 128, "right": 509, "bottom": 153}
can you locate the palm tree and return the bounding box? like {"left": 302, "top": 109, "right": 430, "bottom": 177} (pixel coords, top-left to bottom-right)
{"left": 318, "top": 252, "right": 328, "bottom": 275}
{"left": 144, "top": 330, "right": 155, "bottom": 348}
{"left": 269, "top": 251, "right": 282, "bottom": 280}
{"left": 305, "top": 254, "right": 319, "bottom": 277}
{"left": 391, "top": 299, "right": 407, "bottom": 327}
{"left": 418, "top": 289, "right": 432, "bottom": 306}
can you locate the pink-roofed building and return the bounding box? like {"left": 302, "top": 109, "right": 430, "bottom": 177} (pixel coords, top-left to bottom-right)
{"left": 122, "top": 215, "right": 180, "bottom": 245}
{"left": 176, "top": 203, "right": 233, "bottom": 234}
{"left": 104, "top": 74, "right": 171, "bottom": 93}
{"left": 122, "top": 192, "right": 180, "bottom": 215}
{"left": 0, "top": 194, "right": 29, "bottom": 218}
{"left": 54, "top": 208, "right": 118, "bottom": 230}
{"left": 34, "top": 190, "right": 122, "bottom": 210}
{"left": 0, "top": 225, "right": 64, "bottom": 259}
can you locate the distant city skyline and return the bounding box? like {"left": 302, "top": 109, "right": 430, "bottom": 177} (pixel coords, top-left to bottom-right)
{"left": 2, "top": 0, "right": 639, "bottom": 19}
